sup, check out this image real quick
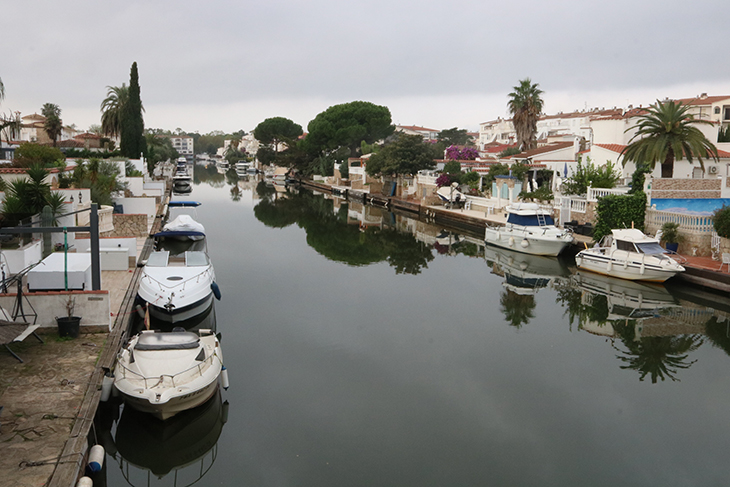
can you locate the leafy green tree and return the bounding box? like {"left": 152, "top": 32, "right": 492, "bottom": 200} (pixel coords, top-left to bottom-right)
{"left": 253, "top": 117, "right": 303, "bottom": 155}
{"left": 628, "top": 162, "right": 651, "bottom": 194}
{"left": 306, "top": 101, "right": 394, "bottom": 157}
{"left": 621, "top": 100, "right": 718, "bottom": 178}
{"left": 718, "top": 125, "right": 730, "bottom": 143}
{"left": 13, "top": 142, "right": 65, "bottom": 168}
{"left": 365, "top": 134, "right": 436, "bottom": 177}
{"left": 72, "top": 158, "right": 126, "bottom": 206}
{"left": 508, "top": 78, "right": 544, "bottom": 151}
{"left": 713, "top": 205, "right": 730, "bottom": 238}
{"left": 437, "top": 127, "right": 473, "bottom": 147}
{"left": 561, "top": 156, "right": 620, "bottom": 196}
{"left": 120, "top": 62, "right": 146, "bottom": 158}
{"left": 41, "top": 103, "right": 63, "bottom": 146}
{"left": 498, "top": 147, "right": 521, "bottom": 158}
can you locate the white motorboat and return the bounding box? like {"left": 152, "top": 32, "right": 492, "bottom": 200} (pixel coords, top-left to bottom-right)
{"left": 138, "top": 249, "right": 219, "bottom": 323}
{"left": 114, "top": 329, "right": 224, "bottom": 420}
{"left": 575, "top": 228, "right": 685, "bottom": 282}
{"left": 484, "top": 203, "right": 573, "bottom": 256}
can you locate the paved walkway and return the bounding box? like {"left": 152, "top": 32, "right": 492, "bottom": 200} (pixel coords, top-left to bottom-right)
{"left": 0, "top": 331, "right": 108, "bottom": 487}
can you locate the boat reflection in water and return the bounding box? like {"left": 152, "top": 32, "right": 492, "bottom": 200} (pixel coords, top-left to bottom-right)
{"left": 485, "top": 244, "right": 570, "bottom": 329}
{"left": 572, "top": 271, "right": 681, "bottom": 337}
{"left": 567, "top": 271, "right": 706, "bottom": 383}
{"left": 485, "top": 244, "right": 570, "bottom": 296}
{"left": 113, "top": 389, "right": 228, "bottom": 486}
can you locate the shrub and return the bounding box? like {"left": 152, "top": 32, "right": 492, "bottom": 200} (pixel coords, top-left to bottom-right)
{"left": 660, "top": 222, "right": 684, "bottom": 244}
{"left": 714, "top": 205, "right": 730, "bottom": 238}
{"left": 593, "top": 192, "right": 647, "bottom": 242}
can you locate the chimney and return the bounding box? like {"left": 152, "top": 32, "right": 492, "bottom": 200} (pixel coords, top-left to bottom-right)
{"left": 700, "top": 93, "right": 708, "bottom": 99}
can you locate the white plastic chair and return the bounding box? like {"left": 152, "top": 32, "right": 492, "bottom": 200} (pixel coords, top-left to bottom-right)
{"left": 720, "top": 253, "right": 730, "bottom": 272}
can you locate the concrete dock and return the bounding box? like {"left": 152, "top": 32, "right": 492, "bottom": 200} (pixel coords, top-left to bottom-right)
{"left": 0, "top": 201, "right": 163, "bottom": 487}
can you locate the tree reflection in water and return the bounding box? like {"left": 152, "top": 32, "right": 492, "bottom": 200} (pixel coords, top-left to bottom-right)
{"left": 252, "top": 186, "right": 434, "bottom": 274}
{"left": 499, "top": 289, "right": 536, "bottom": 328}
{"left": 612, "top": 321, "right": 703, "bottom": 383}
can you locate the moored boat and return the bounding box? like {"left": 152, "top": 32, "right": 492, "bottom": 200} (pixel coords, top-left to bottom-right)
{"left": 484, "top": 203, "right": 573, "bottom": 256}
{"left": 575, "top": 228, "right": 685, "bottom": 282}
{"left": 114, "top": 328, "right": 224, "bottom": 420}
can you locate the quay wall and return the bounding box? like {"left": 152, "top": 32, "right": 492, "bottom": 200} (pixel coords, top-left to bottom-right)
{"left": 0, "top": 290, "right": 111, "bottom": 330}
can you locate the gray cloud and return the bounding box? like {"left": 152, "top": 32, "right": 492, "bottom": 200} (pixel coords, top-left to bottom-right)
{"left": 3, "top": 0, "right": 729, "bottom": 133}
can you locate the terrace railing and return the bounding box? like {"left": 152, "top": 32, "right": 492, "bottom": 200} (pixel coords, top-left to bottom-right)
{"left": 645, "top": 208, "right": 715, "bottom": 234}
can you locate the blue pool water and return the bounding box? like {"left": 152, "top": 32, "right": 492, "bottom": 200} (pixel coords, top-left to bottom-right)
{"left": 652, "top": 198, "right": 730, "bottom": 215}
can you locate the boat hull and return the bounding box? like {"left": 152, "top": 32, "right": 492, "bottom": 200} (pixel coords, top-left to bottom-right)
{"left": 145, "top": 292, "right": 215, "bottom": 323}
{"left": 485, "top": 227, "right": 571, "bottom": 256}
{"left": 119, "top": 380, "right": 219, "bottom": 421}
{"left": 575, "top": 252, "right": 682, "bottom": 282}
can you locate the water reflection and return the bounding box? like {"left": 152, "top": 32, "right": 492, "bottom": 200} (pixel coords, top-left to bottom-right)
{"left": 112, "top": 390, "right": 228, "bottom": 486}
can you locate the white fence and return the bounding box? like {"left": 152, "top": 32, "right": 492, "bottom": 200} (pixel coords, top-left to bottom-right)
{"left": 587, "top": 187, "right": 629, "bottom": 201}
{"left": 645, "top": 208, "right": 715, "bottom": 234}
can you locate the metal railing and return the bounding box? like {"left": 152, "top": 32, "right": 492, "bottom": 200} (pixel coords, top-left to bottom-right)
{"left": 116, "top": 349, "right": 222, "bottom": 389}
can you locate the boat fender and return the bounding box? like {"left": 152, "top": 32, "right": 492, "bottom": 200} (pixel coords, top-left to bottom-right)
{"left": 211, "top": 282, "right": 222, "bottom": 300}
{"left": 221, "top": 365, "right": 230, "bottom": 390}
{"left": 100, "top": 372, "right": 114, "bottom": 402}
{"left": 509, "top": 237, "right": 515, "bottom": 247}
{"left": 135, "top": 304, "right": 145, "bottom": 319}
{"left": 222, "top": 400, "right": 230, "bottom": 424}
{"left": 76, "top": 477, "right": 93, "bottom": 487}
{"left": 87, "top": 444, "right": 105, "bottom": 473}
{"left": 495, "top": 231, "right": 501, "bottom": 240}
{"left": 521, "top": 239, "right": 529, "bottom": 248}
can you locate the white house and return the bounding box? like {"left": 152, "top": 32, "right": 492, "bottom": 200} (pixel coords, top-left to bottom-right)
{"left": 395, "top": 125, "right": 439, "bottom": 142}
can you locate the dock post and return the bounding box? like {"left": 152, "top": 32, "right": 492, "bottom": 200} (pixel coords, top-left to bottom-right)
{"left": 90, "top": 203, "right": 101, "bottom": 291}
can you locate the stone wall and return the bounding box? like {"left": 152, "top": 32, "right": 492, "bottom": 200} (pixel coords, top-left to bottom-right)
{"left": 103, "top": 214, "right": 148, "bottom": 238}
{"left": 652, "top": 178, "right": 721, "bottom": 199}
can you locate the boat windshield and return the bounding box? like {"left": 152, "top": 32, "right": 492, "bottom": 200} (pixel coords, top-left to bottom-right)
{"left": 635, "top": 242, "right": 667, "bottom": 255}
{"left": 146, "top": 251, "right": 170, "bottom": 267}
{"left": 507, "top": 214, "right": 554, "bottom": 226}
{"left": 185, "top": 251, "right": 209, "bottom": 267}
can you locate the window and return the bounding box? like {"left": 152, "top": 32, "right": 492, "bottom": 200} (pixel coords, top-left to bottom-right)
{"left": 715, "top": 107, "right": 721, "bottom": 115}
{"left": 725, "top": 106, "right": 730, "bottom": 121}
{"left": 635, "top": 242, "right": 666, "bottom": 255}
{"left": 616, "top": 240, "right": 637, "bottom": 252}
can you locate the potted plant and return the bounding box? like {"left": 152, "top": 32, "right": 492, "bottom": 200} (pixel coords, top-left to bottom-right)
{"left": 56, "top": 295, "right": 81, "bottom": 338}
{"left": 660, "top": 222, "right": 684, "bottom": 253}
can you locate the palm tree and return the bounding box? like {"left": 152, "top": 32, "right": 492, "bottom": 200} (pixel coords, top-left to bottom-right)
{"left": 621, "top": 100, "right": 718, "bottom": 178}
{"left": 0, "top": 77, "right": 21, "bottom": 142}
{"left": 100, "top": 84, "right": 130, "bottom": 138}
{"left": 41, "top": 103, "right": 63, "bottom": 146}
{"left": 507, "top": 78, "right": 544, "bottom": 151}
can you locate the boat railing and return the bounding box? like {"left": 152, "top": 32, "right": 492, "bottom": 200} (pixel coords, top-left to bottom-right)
{"left": 117, "top": 350, "right": 223, "bottom": 388}
{"left": 144, "top": 267, "right": 213, "bottom": 292}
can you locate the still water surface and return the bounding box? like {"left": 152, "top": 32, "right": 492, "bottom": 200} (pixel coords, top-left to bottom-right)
{"left": 106, "top": 167, "right": 730, "bottom": 486}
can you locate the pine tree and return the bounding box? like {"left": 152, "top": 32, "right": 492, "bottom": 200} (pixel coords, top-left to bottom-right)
{"left": 120, "top": 62, "right": 146, "bottom": 158}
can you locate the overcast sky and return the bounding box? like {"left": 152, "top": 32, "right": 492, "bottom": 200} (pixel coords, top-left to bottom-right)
{"left": 3, "top": 0, "right": 729, "bottom": 135}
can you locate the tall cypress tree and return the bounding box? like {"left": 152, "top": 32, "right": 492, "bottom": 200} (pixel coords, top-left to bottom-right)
{"left": 120, "top": 62, "right": 146, "bottom": 158}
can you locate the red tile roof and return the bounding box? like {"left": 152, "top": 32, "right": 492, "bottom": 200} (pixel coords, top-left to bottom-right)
{"left": 512, "top": 141, "right": 574, "bottom": 159}
{"left": 594, "top": 143, "right": 627, "bottom": 154}
{"left": 676, "top": 95, "right": 730, "bottom": 106}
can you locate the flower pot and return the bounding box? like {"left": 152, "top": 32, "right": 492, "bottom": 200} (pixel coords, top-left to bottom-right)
{"left": 665, "top": 242, "right": 679, "bottom": 253}
{"left": 56, "top": 316, "right": 81, "bottom": 338}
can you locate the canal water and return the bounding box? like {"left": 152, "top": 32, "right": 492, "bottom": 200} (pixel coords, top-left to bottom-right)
{"left": 104, "top": 165, "right": 730, "bottom": 486}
